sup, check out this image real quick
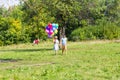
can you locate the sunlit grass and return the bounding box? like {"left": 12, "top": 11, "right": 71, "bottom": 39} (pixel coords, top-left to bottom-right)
{"left": 0, "top": 40, "right": 120, "bottom": 80}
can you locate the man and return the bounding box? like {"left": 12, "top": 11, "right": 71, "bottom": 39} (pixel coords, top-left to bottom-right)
{"left": 61, "top": 35, "right": 67, "bottom": 54}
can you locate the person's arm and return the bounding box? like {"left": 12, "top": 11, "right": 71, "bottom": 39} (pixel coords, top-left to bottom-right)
{"left": 53, "top": 39, "right": 54, "bottom": 42}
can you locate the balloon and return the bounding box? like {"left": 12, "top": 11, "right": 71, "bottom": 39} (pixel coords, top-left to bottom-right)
{"left": 52, "top": 26, "right": 56, "bottom": 31}
{"left": 52, "top": 23, "right": 56, "bottom": 27}
{"left": 46, "top": 26, "right": 50, "bottom": 30}
{"left": 51, "top": 32, "right": 54, "bottom": 36}
{"left": 52, "top": 23, "right": 56, "bottom": 31}
{"left": 48, "top": 34, "right": 52, "bottom": 38}
{"left": 50, "top": 29, "right": 53, "bottom": 33}
{"left": 45, "top": 23, "right": 59, "bottom": 38}
{"left": 46, "top": 29, "right": 49, "bottom": 33}
{"left": 45, "top": 26, "right": 50, "bottom": 33}
{"left": 48, "top": 23, "right": 52, "bottom": 29}
{"left": 55, "top": 24, "right": 58, "bottom": 29}
{"left": 48, "top": 29, "right": 53, "bottom": 35}
{"left": 54, "top": 29, "right": 58, "bottom": 34}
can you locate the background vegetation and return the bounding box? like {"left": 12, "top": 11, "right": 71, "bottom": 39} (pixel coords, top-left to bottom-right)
{"left": 0, "top": 0, "right": 120, "bottom": 45}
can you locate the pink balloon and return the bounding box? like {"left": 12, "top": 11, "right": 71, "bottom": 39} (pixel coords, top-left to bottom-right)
{"left": 50, "top": 29, "right": 53, "bottom": 33}
{"left": 49, "top": 31, "right": 53, "bottom": 35}
{"left": 46, "top": 29, "right": 49, "bottom": 33}
{"left": 48, "top": 23, "right": 52, "bottom": 29}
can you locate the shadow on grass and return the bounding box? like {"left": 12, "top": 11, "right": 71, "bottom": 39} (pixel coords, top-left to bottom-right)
{"left": 0, "top": 48, "right": 53, "bottom": 52}
{"left": 116, "top": 52, "right": 120, "bottom": 54}
{"left": 0, "top": 58, "right": 22, "bottom": 63}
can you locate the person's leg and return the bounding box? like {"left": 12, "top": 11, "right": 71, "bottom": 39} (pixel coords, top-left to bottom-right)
{"left": 65, "top": 45, "right": 67, "bottom": 54}
{"left": 62, "top": 45, "right": 65, "bottom": 55}
{"left": 55, "top": 50, "right": 57, "bottom": 55}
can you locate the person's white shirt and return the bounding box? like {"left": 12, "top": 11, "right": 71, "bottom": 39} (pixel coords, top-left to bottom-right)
{"left": 62, "top": 37, "right": 67, "bottom": 45}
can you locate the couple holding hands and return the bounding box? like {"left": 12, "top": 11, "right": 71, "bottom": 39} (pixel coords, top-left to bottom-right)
{"left": 53, "top": 35, "right": 67, "bottom": 55}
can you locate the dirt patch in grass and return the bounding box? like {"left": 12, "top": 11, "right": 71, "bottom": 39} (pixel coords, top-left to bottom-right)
{"left": 1, "top": 62, "right": 56, "bottom": 70}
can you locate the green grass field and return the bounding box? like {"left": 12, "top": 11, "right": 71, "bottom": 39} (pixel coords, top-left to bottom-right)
{"left": 0, "top": 40, "right": 120, "bottom": 80}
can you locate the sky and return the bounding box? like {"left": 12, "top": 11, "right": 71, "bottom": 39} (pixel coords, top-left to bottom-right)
{"left": 0, "top": 0, "right": 20, "bottom": 9}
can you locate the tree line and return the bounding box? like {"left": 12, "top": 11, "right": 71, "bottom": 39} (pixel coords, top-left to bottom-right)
{"left": 0, "top": 0, "right": 120, "bottom": 45}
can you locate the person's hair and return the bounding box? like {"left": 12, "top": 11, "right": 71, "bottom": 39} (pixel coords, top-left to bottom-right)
{"left": 55, "top": 36, "right": 58, "bottom": 39}
{"left": 63, "top": 35, "right": 66, "bottom": 37}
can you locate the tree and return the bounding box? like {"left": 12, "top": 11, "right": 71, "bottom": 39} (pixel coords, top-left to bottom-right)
{"left": 43, "top": 0, "right": 81, "bottom": 39}
{"left": 21, "top": 0, "right": 55, "bottom": 41}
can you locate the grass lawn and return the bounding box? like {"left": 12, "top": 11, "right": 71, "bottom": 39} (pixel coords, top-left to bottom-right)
{"left": 0, "top": 40, "right": 120, "bottom": 80}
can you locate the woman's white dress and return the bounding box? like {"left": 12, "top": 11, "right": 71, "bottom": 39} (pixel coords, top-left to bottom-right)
{"left": 54, "top": 39, "right": 59, "bottom": 50}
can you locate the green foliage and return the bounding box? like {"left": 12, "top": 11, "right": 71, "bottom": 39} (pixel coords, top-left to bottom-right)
{"left": 71, "top": 22, "right": 120, "bottom": 41}
{"left": 21, "top": 0, "right": 54, "bottom": 41}
{"left": 0, "top": 17, "right": 28, "bottom": 45}
{"left": 0, "top": 0, "right": 120, "bottom": 45}
{"left": 9, "top": 6, "right": 24, "bottom": 20}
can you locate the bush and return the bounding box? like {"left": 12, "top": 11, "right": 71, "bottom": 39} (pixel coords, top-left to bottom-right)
{"left": 70, "top": 22, "right": 120, "bottom": 41}
{"left": 0, "top": 40, "right": 3, "bottom": 46}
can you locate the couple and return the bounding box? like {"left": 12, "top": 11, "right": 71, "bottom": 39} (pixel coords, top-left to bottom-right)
{"left": 53, "top": 35, "right": 67, "bottom": 55}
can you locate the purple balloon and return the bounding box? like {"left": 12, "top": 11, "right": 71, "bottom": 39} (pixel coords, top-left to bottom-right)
{"left": 45, "top": 26, "right": 50, "bottom": 33}
{"left": 48, "top": 30, "right": 53, "bottom": 35}
{"left": 48, "top": 34, "right": 52, "bottom": 38}
{"left": 46, "top": 26, "right": 50, "bottom": 30}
